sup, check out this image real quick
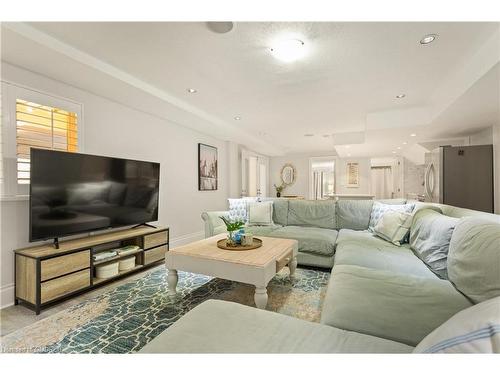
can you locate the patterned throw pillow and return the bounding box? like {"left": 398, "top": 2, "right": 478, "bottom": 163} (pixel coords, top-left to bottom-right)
{"left": 368, "top": 202, "right": 415, "bottom": 232}
{"left": 228, "top": 198, "right": 258, "bottom": 222}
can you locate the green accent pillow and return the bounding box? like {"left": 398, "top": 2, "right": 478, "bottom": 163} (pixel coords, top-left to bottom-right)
{"left": 373, "top": 210, "right": 413, "bottom": 246}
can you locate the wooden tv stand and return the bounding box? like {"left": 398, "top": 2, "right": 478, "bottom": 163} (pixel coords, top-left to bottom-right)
{"left": 14, "top": 225, "right": 169, "bottom": 314}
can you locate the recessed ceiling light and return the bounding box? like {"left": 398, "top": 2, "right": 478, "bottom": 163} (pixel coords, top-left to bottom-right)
{"left": 410, "top": 133, "right": 417, "bottom": 137}
{"left": 396, "top": 94, "right": 406, "bottom": 99}
{"left": 234, "top": 116, "right": 241, "bottom": 120}
{"left": 304, "top": 133, "right": 314, "bottom": 137}
{"left": 420, "top": 34, "right": 438, "bottom": 45}
{"left": 347, "top": 153, "right": 351, "bottom": 157}
{"left": 270, "top": 39, "right": 306, "bottom": 63}
{"left": 187, "top": 88, "right": 197, "bottom": 93}
{"left": 397, "top": 147, "right": 401, "bottom": 150}
{"left": 322, "top": 134, "right": 330, "bottom": 138}
{"left": 392, "top": 151, "right": 397, "bottom": 154}
{"left": 403, "top": 141, "right": 408, "bottom": 145}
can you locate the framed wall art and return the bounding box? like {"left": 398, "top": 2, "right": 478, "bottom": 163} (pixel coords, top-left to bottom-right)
{"left": 198, "top": 143, "right": 218, "bottom": 191}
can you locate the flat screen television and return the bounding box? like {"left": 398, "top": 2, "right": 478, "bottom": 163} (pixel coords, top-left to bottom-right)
{"left": 30, "top": 149, "right": 160, "bottom": 242}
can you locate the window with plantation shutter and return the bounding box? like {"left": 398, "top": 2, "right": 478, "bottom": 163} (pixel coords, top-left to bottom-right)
{"left": 16, "top": 99, "right": 78, "bottom": 184}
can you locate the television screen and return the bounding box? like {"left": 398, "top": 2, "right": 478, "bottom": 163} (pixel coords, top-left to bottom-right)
{"left": 30, "top": 149, "right": 160, "bottom": 241}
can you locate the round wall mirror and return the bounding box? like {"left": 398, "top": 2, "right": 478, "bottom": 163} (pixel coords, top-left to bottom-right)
{"left": 281, "top": 163, "right": 296, "bottom": 186}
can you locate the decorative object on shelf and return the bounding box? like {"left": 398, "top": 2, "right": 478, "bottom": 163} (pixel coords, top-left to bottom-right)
{"left": 274, "top": 183, "right": 285, "bottom": 198}
{"left": 220, "top": 216, "right": 245, "bottom": 246}
{"left": 280, "top": 163, "right": 297, "bottom": 186}
{"left": 93, "top": 250, "right": 118, "bottom": 261}
{"left": 241, "top": 233, "right": 254, "bottom": 246}
{"left": 96, "top": 262, "right": 119, "bottom": 279}
{"left": 116, "top": 245, "right": 141, "bottom": 256}
{"left": 216, "top": 237, "right": 263, "bottom": 251}
{"left": 346, "top": 162, "right": 360, "bottom": 187}
{"left": 118, "top": 256, "right": 136, "bottom": 272}
{"left": 198, "top": 143, "right": 218, "bottom": 191}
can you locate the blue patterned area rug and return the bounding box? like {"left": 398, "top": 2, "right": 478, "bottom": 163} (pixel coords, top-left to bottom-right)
{"left": 1, "top": 267, "right": 330, "bottom": 354}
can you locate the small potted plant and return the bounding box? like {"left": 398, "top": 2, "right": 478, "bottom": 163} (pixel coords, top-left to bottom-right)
{"left": 274, "top": 183, "right": 285, "bottom": 198}
{"left": 220, "top": 216, "right": 245, "bottom": 246}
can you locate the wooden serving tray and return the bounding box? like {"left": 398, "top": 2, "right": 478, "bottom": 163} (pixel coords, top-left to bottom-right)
{"left": 216, "top": 238, "right": 263, "bottom": 251}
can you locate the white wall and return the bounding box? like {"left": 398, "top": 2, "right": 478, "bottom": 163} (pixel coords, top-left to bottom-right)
{"left": 468, "top": 126, "right": 494, "bottom": 145}
{"left": 268, "top": 152, "right": 371, "bottom": 198}
{"left": 0, "top": 63, "right": 230, "bottom": 307}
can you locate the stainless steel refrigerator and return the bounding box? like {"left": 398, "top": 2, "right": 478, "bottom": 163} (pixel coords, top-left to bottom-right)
{"left": 424, "top": 145, "right": 494, "bottom": 213}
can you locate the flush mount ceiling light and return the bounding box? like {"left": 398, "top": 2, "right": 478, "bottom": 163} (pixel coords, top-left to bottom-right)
{"left": 396, "top": 94, "right": 406, "bottom": 99}
{"left": 270, "top": 39, "right": 306, "bottom": 63}
{"left": 206, "top": 22, "right": 234, "bottom": 34}
{"left": 420, "top": 34, "right": 438, "bottom": 45}
{"left": 187, "top": 88, "right": 197, "bottom": 93}
{"left": 403, "top": 141, "right": 408, "bottom": 145}
{"left": 234, "top": 116, "right": 241, "bottom": 120}
{"left": 410, "top": 133, "right": 417, "bottom": 137}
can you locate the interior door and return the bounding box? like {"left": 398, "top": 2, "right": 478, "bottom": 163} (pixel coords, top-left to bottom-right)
{"left": 241, "top": 150, "right": 269, "bottom": 198}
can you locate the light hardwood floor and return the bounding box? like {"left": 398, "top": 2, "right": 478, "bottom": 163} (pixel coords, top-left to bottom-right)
{"left": 0, "top": 264, "right": 163, "bottom": 337}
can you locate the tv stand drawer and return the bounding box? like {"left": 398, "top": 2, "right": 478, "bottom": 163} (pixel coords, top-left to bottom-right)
{"left": 41, "top": 269, "right": 90, "bottom": 303}
{"left": 144, "top": 231, "right": 168, "bottom": 249}
{"left": 144, "top": 245, "right": 167, "bottom": 265}
{"left": 41, "top": 250, "right": 90, "bottom": 281}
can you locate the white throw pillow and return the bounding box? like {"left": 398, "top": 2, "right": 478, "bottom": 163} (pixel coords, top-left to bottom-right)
{"left": 368, "top": 202, "right": 415, "bottom": 232}
{"left": 373, "top": 210, "right": 413, "bottom": 246}
{"left": 413, "top": 296, "right": 500, "bottom": 353}
{"left": 247, "top": 201, "right": 274, "bottom": 226}
{"left": 228, "top": 197, "right": 257, "bottom": 223}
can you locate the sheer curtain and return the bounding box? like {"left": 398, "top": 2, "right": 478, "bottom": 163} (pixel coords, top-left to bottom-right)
{"left": 371, "top": 167, "right": 393, "bottom": 199}
{"left": 312, "top": 171, "right": 324, "bottom": 200}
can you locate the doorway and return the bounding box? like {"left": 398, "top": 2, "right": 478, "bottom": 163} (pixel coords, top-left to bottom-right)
{"left": 241, "top": 150, "right": 269, "bottom": 198}
{"left": 309, "top": 156, "right": 335, "bottom": 200}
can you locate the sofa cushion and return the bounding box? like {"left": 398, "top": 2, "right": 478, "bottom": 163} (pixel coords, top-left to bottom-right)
{"left": 336, "top": 200, "right": 374, "bottom": 230}
{"left": 139, "top": 300, "right": 413, "bottom": 353}
{"left": 413, "top": 296, "right": 500, "bottom": 353}
{"left": 447, "top": 217, "right": 500, "bottom": 304}
{"left": 260, "top": 198, "right": 290, "bottom": 226}
{"left": 335, "top": 229, "right": 437, "bottom": 278}
{"left": 244, "top": 224, "right": 282, "bottom": 237}
{"left": 368, "top": 201, "right": 414, "bottom": 231}
{"left": 320, "top": 265, "right": 472, "bottom": 346}
{"left": 270, "top": 225, "right": 338, "bottom": 256}
{"left": 410, "top": 209, "right": 459, "bottom": 279}
{"left": 287, "top": 200, "right": 336, "bottom": 229}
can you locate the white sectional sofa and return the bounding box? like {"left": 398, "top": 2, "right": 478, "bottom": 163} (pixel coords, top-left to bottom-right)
{"left": 140, "top": 199, "right": 500, "bottom": 353}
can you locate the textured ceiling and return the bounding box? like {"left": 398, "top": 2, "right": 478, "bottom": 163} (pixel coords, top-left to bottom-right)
{"left": 2, "top": 22, "right": 499, "bottom": 157}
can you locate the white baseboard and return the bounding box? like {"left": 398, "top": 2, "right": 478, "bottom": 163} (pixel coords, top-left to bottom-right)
{"left": 169, "top": 230, "right": 205, "bottom": 247}
{"left": 1, "top": 283, "right": 15, "bottom": 309}
{"left": 0, "top": 231, "right": 205, "bottom": 310}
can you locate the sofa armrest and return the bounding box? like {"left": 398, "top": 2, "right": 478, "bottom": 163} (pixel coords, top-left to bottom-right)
{"left": 201, "top": 211, "right": 229, "bottom": 238}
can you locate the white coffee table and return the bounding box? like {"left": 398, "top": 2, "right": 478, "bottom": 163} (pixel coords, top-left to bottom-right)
{"left": 165, "top": 234, "right": 298, "bottom": 309}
